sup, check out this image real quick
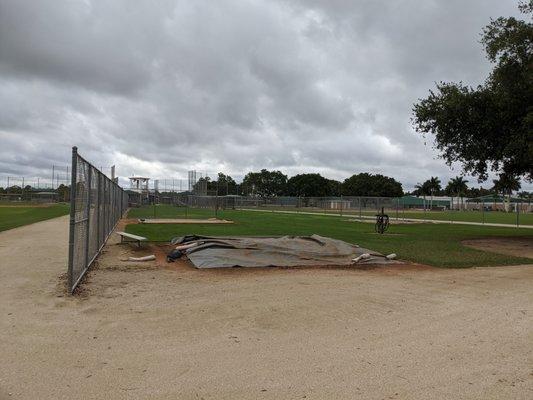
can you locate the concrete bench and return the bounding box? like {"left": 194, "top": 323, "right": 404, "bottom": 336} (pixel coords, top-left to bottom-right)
{"left": 116, "top": 231, "right": 147, "bottom": 247}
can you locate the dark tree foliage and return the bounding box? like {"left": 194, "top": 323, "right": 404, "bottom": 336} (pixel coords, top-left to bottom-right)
{"left": 287, "top": 173, "right": 341, "bottom": 197}
{"left": 326, "top": 179, "right": 342, "bottom": 196}
{"left": 56, "top": 184, "right": 70, "bottom": 201}
{"left": 214, "top": 173, "right": 237, "bottom": 195}
{"left": 342, "top": 173, "right": 403, "bottom": 197}
{"left": 413, "top": 2, "right": 533, "bottom": 182}
{"left": 242, "top": 169, "right": 288, "bottom": 197}
{"left": 492, "top": 173, "right": 521, "bottom": 195}
{"left": 414, "top": 177, "right": 442, "bottom": 196}
{"left": 191, "top": 173, "right": 238, "bottom": 195}
{"left": 445, "top": 176, "right": 469, "bottom": 197}
{"left": 465, "top": 187, "right": 493, "bottom": 198}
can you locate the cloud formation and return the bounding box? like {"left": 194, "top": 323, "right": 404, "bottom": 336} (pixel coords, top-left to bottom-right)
{"left": 0, "top": 0, "right": 526, "bottom": 190}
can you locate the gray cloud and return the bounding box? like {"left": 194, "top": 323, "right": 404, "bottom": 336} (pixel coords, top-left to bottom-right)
{"left": 0, "top": 0, "right": 528, "bottom": 190}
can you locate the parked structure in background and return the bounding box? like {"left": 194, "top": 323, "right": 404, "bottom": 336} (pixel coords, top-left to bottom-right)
{"left": 128, "top": 176, "right": 151, "bottom": 206}
{"left": 466, "top": 195, "right": 531, "bottom": 212}
{"left": 129, "top": 176, "right": 150, "bottom": 193}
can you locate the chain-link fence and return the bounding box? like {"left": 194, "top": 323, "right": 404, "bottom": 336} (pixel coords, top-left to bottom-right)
{"left": 168, "top": 194, "right": 531, "bottom": 227}
{"left": 0, "top": 167, "right": 71, "bottom": 203}
{"left": 67, "top": 147, "right": 128, "bottom": 294}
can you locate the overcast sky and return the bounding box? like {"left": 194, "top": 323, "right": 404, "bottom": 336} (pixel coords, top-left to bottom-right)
{"left": 0, "top": 0, "right": 528, "bottom": 190}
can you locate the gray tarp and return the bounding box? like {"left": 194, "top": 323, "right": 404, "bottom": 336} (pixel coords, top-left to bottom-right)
{"left": 171, "top": 234, "right": 394, "bottom": 268}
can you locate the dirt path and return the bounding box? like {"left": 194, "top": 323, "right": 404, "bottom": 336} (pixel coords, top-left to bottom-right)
{"left": 1, "top": 217, "right": 532, "bottom": 399}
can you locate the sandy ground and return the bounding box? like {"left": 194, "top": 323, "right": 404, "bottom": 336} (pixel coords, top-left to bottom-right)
{"left": 462, "top": 237, "right": 533, "bottom": 259}
{"left": 1, "top": 217, "right": 532, "bottom": 400}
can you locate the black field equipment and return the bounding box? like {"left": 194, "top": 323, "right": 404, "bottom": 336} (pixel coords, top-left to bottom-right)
{"left": 375, "top": 207, "right": 390, "bottom": 234}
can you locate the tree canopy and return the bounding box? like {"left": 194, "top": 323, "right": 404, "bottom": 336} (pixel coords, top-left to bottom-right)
{"left": 492, "top": 173, "right": 521, "bottom": 195}
{"left": 414, "top": 176, "right": 441, "bottom": 196}
{"left": 214, "top": 173, "right": 237, "bottom": 196}
{"left": 445, "top": 176, "right": 469, "bottom": 197}
{"left": 242, "top": 169, "right": 288, "bottom": 197}
{"left": 412, "top": 2, "right": 532, "bottom": 182}
{"left": 342, "top": 173, "right": 403, "bottom": 197}
{"left": 287, "top": 174, "right": 341, "bottom": 197}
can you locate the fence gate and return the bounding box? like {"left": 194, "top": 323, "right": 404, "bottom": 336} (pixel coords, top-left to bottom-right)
{"left": 67, "top": 147, "right": 128, "bottom": 293}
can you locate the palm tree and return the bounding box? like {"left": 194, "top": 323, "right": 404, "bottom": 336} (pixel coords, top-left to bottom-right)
{"left": 492, "top": 174, "right": 521, "bottom": 212}
{"left": 414, "top": 182, "right": 429, "bottom": 210}
{"left": 426, "top": 177, "right": 441, "bottom": 209}
{"left": 446, "top": 176, "right": 468, "bottom": 210}
{"left": 517, "top": 191, "right": 530, "bottom": 200}
{"left": 414, "top": 182, "right": 425, "bottom": 196}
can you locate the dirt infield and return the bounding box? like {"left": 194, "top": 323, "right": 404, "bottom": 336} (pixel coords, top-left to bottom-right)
{"left": 1, "top": 217, "right": 532, "bottom": 399}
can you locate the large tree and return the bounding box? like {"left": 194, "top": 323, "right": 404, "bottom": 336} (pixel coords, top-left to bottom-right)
{"left": 326, "top": 179, "right": 342, "bottom": 197}
{"left": 342, "top": 173, "right": 403, "bottom": 197}
{"left": 287, "top": 173, "right": 325, "bottom": 197}
{"left": 287, "top": 173, "right": 340, "bottom": 197}
{"left": 214, "top": 173, "right": 237, "bottom": 196}
{"left": 412, "top": 2, "right": 532, "bottom": 182}
{"left": 242, "top": 169, "right": 288, "bottom": 197}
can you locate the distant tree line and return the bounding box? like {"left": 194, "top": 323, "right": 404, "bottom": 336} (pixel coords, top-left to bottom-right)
{"left": 410, "top": 175, "right": 528, "bottom": 200}
{"left": 182, "top": 170, "right": 530, "bottom": 200}
{"left": 239, "top": 170, "right": 404, "bottom": 197}
{"left": 0, "top": 184, "right": 70, "bottom": 201}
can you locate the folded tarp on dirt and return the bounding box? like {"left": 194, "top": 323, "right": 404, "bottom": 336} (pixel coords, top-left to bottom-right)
{"left": 171, "top": 234, "right": 395, "bottom": 268}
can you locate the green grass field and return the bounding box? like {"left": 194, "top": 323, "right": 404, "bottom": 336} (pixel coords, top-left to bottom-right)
{"left": 354, "top": 209, "right": 531, "bottom": 225}
{"left": 126, "top": 205, "right": 532, "bottom": 268}
{"left": 235, "top": 206, "right": 533, "bottom": 226}
{"left": 0, "top": 204, "right": 70, "bottom": 232}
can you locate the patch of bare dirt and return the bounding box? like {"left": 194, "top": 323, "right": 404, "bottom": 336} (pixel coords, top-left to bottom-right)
{"left": 462, "top": 237, "right": 533, "bottom": 258}
{"left": 1, "top": 216, "right": 532, "bottom": 399}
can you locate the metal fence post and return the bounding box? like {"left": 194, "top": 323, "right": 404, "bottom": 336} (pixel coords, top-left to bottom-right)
{"left": 96, "top": 172, "right": 101, "bottom": 248}
{"left": 67, "top": 147, "right": 78, "bottom": 293}
{"left": 84, "top": 166, "right": 92, "bottom": 272}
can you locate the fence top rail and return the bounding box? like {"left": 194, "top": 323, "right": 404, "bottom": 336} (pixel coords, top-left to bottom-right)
{"left": 73, "top": 147, "right": 121, "bottom": 190}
